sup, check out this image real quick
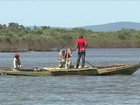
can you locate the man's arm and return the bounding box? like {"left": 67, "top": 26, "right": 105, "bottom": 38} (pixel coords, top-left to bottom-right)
{"left": 85, "top": 41, "right": 87, "bottom": 49}
{"left": 13, "top": 58, "right": 16, "bottom": 68}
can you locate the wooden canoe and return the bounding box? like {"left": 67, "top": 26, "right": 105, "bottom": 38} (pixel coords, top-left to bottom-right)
{"left": 0, "top": 62, "right": 140, "bottom": 76}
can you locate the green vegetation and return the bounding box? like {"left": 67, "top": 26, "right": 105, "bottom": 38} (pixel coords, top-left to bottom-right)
{"left": 0, "top": 22, "right": 140, "bottom": 51}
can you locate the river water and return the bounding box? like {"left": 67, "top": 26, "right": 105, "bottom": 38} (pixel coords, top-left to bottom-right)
{"left": 0, "top": 48, "right": 140, "bottom": 105}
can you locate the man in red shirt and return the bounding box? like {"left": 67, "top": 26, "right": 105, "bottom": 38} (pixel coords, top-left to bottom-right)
{"left": 73, "top": 35, "right": 87, "bottom": 68}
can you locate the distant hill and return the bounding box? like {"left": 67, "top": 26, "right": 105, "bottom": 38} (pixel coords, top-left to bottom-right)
{"left": 27, "top": 22, "right": 140, "bottom": 32}
{"left": 81, "top": 22, "right": 140, "bottom": 32}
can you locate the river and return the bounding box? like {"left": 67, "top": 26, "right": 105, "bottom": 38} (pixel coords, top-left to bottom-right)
{"left": 0, "top": 48, "right": 140, "bottom": 105}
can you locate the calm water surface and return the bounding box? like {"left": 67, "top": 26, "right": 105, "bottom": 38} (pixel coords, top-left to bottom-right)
{"left": 0, "top": 48, "right": 140, "bottom": 105}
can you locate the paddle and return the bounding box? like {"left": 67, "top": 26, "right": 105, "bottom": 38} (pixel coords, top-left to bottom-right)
{"left": 85, "top": 61, "right": 95, "bottom": 67}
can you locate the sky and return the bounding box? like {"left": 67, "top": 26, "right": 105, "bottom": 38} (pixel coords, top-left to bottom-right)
{"left": 0, "top": 0, "right": 140, "bottom": 27}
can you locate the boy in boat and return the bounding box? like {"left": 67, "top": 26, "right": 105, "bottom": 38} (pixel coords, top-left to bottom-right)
{"left": 73, "top": 35, "right": 87, "bottom": 68}
{"left": 59, "top": 48, "right": 72, "bottom": 68}
{"left": 13, "top": 53, "right": 22, "bottom": 70}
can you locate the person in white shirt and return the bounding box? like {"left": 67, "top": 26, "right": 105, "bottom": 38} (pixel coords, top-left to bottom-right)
{"left": 13, "top": 54, "right": 22, "bottom": 69}
{"left": 59, "top": 48, "right": 72, "bottom": 68}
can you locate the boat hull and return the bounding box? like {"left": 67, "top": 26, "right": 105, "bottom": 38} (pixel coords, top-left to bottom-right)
{"left": 0, "top": 63, "right": 140, "bottom": 76}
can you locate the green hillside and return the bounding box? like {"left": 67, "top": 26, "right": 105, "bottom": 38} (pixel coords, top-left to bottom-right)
{"left": 0, "top": 22, "right": 140, "bottom": 52}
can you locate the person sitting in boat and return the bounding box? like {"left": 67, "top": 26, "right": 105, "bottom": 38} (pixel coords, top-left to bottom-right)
{"left": 13, "top": 53, "right": 22, "bottom": 70}
{"left": 59, "top": 48, "right": 72, "bottom": 68}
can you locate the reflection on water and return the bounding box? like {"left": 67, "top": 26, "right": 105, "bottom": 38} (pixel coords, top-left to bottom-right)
{"left": 0, "top": 48, "right": 140, "bottom": 105}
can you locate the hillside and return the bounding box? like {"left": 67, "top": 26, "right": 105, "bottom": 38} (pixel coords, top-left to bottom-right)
{"left": 1, "top": 22, "right": 140, "bottom": 52}
{"left": 82, "top": 22, "right": 140, "bottom": 32}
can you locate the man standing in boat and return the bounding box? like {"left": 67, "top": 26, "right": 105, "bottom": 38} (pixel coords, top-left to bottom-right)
{"left": 73, "top": 35, "right": 87, "bottom": 68}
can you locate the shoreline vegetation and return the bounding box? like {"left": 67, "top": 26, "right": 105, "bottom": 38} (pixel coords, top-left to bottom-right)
{"left": 1, "top": 22, "right": 140, "bottom": 52}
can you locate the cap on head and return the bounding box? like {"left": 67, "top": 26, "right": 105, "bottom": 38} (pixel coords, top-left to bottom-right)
{"left": 15, "top": 54, "right": 20, "bottom": 57}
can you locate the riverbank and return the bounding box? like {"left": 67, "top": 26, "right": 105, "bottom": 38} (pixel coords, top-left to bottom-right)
{"left": 0, "top": 48, "right": 60, "bottom": 52}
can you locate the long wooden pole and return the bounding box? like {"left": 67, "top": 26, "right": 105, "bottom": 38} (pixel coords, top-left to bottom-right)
{"left": 85, "top": 61, "right": 95, "bottom": 67}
